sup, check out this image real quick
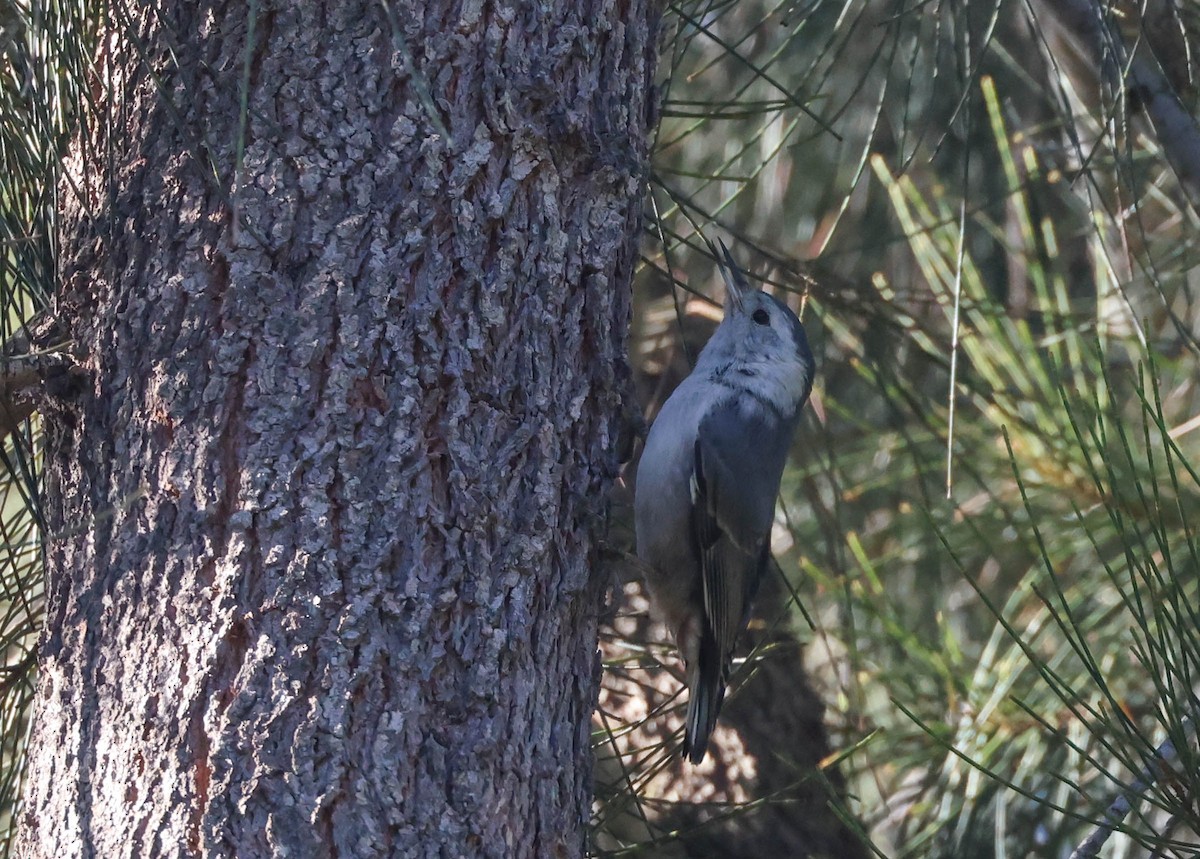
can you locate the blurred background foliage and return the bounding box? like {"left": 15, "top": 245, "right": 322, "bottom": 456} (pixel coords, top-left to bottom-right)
{"left": 606, "top": 0, "right": 1200, "bottom": 856}
{"left": 3, "top": 0, "right": 1200, "bottom": 857}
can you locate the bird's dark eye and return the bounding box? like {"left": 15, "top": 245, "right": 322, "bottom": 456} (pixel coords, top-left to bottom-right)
{"left": 752, "top": 308, "right": 770, "bottom": 326}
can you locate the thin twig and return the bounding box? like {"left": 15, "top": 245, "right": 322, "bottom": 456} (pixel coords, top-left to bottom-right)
{"left": 946, "top": 162, "right": 968, "bottom": 499}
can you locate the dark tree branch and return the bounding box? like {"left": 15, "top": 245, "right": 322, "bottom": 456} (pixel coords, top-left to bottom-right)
{"left": 1039, "top": 0, "right": 1200, "bottom": 208}
{"left": 1069, "top": 718, "right": 1199, "bottom": 859}
{"left": 0, "top": 312, "right": 76, "bottom": 438}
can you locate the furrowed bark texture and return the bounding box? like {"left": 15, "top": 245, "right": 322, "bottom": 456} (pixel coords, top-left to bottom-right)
{"left": 19, "top": 1, "right": 658, "bottom": 856}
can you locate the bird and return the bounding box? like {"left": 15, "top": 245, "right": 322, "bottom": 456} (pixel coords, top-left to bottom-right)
{"left": 634, "top": 240, "right": 815, "bottom": 764}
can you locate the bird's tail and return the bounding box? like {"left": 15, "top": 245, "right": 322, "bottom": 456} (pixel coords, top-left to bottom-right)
{"left": 683, "top": 626, "right": 726, "bottom": 764}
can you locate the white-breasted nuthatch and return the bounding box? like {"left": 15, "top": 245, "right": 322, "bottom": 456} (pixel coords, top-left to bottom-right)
{"left": 635, "top": 241, "right": 815, "bottom": 764}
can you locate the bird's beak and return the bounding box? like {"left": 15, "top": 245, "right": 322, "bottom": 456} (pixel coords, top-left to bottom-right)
{"left": 715, "top": 238, "right": 749, "bottom": 314}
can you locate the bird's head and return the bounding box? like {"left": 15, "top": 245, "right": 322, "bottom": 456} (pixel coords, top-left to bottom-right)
{"left": 697, "top": 240, "right": 815, "bottom": 416}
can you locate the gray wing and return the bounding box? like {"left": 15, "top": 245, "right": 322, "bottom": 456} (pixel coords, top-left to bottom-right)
{"left": 690, "top": 397, "right": 792, "bottom": 662}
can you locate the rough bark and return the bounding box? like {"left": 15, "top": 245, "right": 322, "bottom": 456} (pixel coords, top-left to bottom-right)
{"left": 19, "top": 1, "right": 658, "bottom": 857}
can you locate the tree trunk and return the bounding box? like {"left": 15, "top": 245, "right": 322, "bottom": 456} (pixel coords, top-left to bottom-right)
{"left": 19, "top": 1, "right": 658, "bottom": 856}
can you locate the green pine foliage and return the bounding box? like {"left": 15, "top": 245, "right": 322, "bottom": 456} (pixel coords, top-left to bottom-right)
{"left": 614, "top": 0, "right": 1200, "bottom": 855}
